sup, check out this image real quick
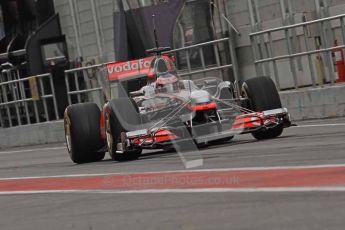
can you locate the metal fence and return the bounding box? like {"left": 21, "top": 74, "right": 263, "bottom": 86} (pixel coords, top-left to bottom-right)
{"left": 165, "top": 37, "right": 235, "bottom": 80}
{"left": 0, "top": 69, "right": 59, "bottom": 128}
{"left": 64, "top": 64, "right": 104, "bottom": 106}
{"left": 249, "top": 13, "right": 345, "bottom": 90}
{"left": 64, "top": 37, "right": 238, "bottom": 106}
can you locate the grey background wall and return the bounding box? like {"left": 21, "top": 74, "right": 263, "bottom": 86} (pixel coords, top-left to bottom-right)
{"left": 221, "top": 0, "right": 345, "bottom": 88}
{"left": 53, "top": 0, "right": 116, "bottom": 64}
{"left": 53, "top": 0, "right": 345, "bottom": 87}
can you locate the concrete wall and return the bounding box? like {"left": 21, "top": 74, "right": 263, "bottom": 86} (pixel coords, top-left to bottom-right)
{"left": 53, "top": 0, "right": 115, "bottom": 63}
{"left": 280, "top": 83, "right": 345, "bottom": 120}
{"left": 0, "top": 121, "right": 65, "bottom": 149}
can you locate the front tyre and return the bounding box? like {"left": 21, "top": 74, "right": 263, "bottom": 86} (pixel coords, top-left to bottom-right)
{"left": 64, "top": 103, "right": 105, "bottom": 164}
{"left": 242, "top": 76, "right": 284, "bottom": 140}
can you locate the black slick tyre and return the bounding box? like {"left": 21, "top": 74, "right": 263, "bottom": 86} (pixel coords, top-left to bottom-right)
{"left": 242, "top": 76, "right": 284, "bottom": 140}
{"left": 64, "top": 103, "right": 105, "bottom": 164}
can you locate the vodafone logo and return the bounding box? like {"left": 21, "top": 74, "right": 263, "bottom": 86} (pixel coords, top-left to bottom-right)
{"left": 107, "top": 59, "right": 152, "bottom": 74}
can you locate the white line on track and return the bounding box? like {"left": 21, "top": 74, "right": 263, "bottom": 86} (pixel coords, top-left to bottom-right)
{"left": 89, "top": 187, "right": 345, "bottom": 194}
{"left": 292, "top": 123, "right": 345, "bottom": 128}
{"left": 0, "top": 146, "right": 65, "bottom": 155}
{"left": 2, "top": 187, "right": 345, "bottom": 195}
{"left": 2, "top": 163, "right": 345, "bottom": 181}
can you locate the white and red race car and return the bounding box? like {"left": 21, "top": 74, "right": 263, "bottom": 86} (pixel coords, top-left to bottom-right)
{"left": 64, "top": 53, "right": 291, "bottom": 164}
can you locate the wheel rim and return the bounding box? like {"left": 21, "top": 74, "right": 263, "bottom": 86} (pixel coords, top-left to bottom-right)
{"left": 64, "top": 117, "right": 72, "bottom": 155}
{"left": 241, "top": 84, "right": 253, "bottom": 112}
{"left": 105, "top": 115, "right": 114, "bottom": 154}
{"left": 66, "top": 134, "right": 72, "bottom": 152}
{"left": 241, "top": 84, "right": 249, "bottom": 100}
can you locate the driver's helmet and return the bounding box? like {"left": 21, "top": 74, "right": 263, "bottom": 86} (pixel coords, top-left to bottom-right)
{"left": 155, "top": 72, "right": 179, "bottom": 93}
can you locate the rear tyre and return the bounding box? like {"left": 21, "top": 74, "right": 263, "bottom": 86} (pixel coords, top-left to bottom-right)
{"left": 242, "top": 76, "right": 284, "bottom": 140}
{"left": 105, "top": 99, "right": 142, "bottom": 162}
{"left": 64, "top": 103, "right": 105, "bottom": 164}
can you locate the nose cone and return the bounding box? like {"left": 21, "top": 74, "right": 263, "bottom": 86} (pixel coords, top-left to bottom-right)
{"left": 191, "top": 90, "right": 211, "bottom": 104}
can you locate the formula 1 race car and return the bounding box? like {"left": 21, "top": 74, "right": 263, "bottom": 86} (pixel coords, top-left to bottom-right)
{"left": 64, "top": 52, "right": 292, "bottom": 164}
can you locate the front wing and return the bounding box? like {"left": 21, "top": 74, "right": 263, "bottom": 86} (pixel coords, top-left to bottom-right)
{"left": 119, "top": 108, "right": 291, "bottom": 150}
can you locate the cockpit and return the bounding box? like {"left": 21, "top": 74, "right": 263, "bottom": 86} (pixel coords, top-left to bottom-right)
{"left": 155, "top": 72, "right": 180, "bottom": 94}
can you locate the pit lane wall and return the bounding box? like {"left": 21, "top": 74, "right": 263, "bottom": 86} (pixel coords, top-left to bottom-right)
{"left": 280, "top": 84, "right": 345, "bottom": 120}
{"left": 0, "top": 121, "right": 65, "bottom": 149}
{"left": 1, "top": 84, "right": 345, "bottom": 149}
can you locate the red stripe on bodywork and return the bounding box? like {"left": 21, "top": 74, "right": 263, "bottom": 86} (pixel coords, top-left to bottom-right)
{"left": 132, "top": 129, "right": 178, "bottom": 145}
{"left": 191, "top": 102, "right": 217, "bottom": 111}
{"left": 232, "top": 113, "right": 262, "bottom": 129}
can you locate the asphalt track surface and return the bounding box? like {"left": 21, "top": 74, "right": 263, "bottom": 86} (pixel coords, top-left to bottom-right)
{"left": 0, "top": 118, "right": 345, "bottom": 229}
